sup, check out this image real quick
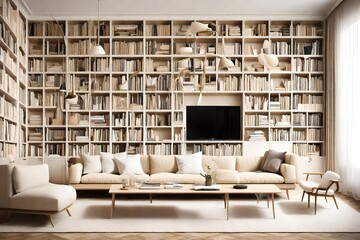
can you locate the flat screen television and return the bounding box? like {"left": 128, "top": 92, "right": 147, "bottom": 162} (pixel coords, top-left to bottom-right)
{"left": 186, "top": 106, "right": 241, "bottom": 140}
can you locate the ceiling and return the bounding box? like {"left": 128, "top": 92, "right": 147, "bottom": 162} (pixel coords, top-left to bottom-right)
{"left": 17, "top": 0, "right": 342, "bottom": 20}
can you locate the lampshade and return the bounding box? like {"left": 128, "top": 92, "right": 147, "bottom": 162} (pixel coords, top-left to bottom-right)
{"left": 258, "top": 53, "right": 279, "bottom": 70}
{"left": 90, "top": 44, "right": 106, "bottom": 55}
{"left": 218, "top": 56, "right": 235, "bottom": 69}
{"left": 65, "top": 92, "right": 78, "bottom": 105}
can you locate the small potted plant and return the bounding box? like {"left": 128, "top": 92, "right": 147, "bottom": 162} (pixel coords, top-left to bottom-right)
{"left": 201, "top": 165, "right": 215, "bottom": 186}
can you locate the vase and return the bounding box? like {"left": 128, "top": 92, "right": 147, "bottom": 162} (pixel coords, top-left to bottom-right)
{"left": 205, "top": 178, "right": 212, "bottom": 186}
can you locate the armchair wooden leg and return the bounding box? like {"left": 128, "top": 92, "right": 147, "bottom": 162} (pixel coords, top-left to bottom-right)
{"left": 48, "top": 215, "right": 54, "bottom": 227}
{"left": 325, "top": 196, "right": 328, "bottom": 203}
{"left": 307, "top": 193, "right": 310, "bottom": 208}
{"left": 314, "top": 195, "right": 317, "bottom": 215}
{"left": 301, "top": 191, "right": 305, "bottom": 202}
{"left": 223, "top": 195, "right": 227, "bottom": 209}
{"left": 66, "top": 208, "right": 71, "bottom": 217}
{"left": 333, "top": 195, "right": 339, "bottom": 209}
{"left": 286, "top": 189, "right": 290, "bottom": 200}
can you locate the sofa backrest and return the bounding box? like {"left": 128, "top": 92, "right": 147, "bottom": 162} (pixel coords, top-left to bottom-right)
{"left": 149, "top": 155, "right": 177, "bottom": 174}
{"left": 236, "top": 156, "right": 263, "bottom": 172}
{"left": 0, "top": 164, "right": 15, "bottom": 208}
{"left": 140, "top": 155, "right": 150, "bottom": 174}
{"left": 13, "top": 164, "right": 50, "bottom": 193}
{"left": 202, "top": 156, "right": 236, "bottom": 171}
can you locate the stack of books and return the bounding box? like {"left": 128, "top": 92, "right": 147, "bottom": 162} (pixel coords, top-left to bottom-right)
{"left": 249, "top": 130, "right": 266, "bottom": 141}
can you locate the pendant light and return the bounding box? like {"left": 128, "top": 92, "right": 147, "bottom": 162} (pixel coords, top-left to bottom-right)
{"left": 90, "top": 0, "right": 106, "bottom": 55}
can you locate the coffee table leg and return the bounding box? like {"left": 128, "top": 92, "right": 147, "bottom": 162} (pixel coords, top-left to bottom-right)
{"left": 267, "top": 194, "right": 270, "bottom": 208}
{"left": 271, "top": 193, "right": 275, "bottom": 219}
{"left": 110, "top": 193, "right": 115, "bottom": 218}
{"left": 225, "top": 193, "right": 230, "bottom": 220}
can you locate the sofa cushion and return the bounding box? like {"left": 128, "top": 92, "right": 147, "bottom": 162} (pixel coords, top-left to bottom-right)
{"left": 10, "top": 183, "right": 76, "bottom": 212}
{"left": 100, "top": 152, "right": 127, "bottom": 174}
{"left": 81, "top": 173, "right": 149, "bottom": 184}
{"left": 13, "top": 164, "right": 49, "bottom": 193}
{"left": 238, "top": 172, "right": 284, "bottom": 184}
{"left": 261, "top": 149, "right": 286, "bottom": 173}
{"left": 150, "top": 155, "right": 177, "bottom": 174}
{"left": 114, "top": 154, "right": 146, "bottom": 175}
{"left": 150, "top": 173, "right": 204, "bottom": 184}
{"left": 236, "top": 156, "right": 262, "bottom": 172}
{"left": 215, "top": 169, "right": 239, "bottom": 183}
{"left": 176, "top": 152, "right": 204, "bottom": 174}
{"left": 82, "top": 154, "right": 102, "bottom": 174}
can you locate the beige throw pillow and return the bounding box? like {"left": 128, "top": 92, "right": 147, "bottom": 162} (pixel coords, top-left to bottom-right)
{"left": 114, "top": 154, "right": 145, "bottom": 175}
{"left": 82, "top": 154, "right": 102, "bottom": 174}
{"left": 175, "top": 151, "right": 204, "bottom": 174}
{"left": 100, "top": 152, "right": 127, "bottom": 174}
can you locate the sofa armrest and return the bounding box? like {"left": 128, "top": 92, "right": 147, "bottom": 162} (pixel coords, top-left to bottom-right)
{"left": 68, "top": 163, "right": 83, "bottom": 184}
{"left": 280, "top": 163, "right": 297, "bottom": 183}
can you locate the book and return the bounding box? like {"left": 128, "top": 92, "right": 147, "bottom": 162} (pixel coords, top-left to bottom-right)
{"left": 164, "top": 183, "right": 183, "bottom": 189}
{"left": 192, "top": 185, "right": 221, "bottom": 191}
{"left": 139, "top": 182, "right": 162, "bottom": 189}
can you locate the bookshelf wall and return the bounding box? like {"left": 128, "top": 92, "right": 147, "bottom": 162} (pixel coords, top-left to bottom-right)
{"left": 0, "top": 0, "right": 27, "bottom": 163}
{"left": 24, "top": 19, "right": 325, "bottom": 160}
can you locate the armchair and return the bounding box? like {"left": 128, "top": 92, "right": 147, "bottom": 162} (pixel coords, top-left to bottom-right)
{"left": 0, "top": 164, "right": 77, "bottom": 227}
{"left": 299, "top": 171, "right": 340, "bottom": 214}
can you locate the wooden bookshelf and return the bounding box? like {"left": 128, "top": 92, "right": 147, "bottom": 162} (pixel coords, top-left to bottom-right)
{"left": 22, "top": 19, "right": 325, "bottom": 159}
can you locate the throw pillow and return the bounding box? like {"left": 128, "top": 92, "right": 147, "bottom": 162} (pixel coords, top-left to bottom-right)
{"left": 81, "top": 153, "right": 102, "bottom": 174}
{"left": 100, "top": 152, "right": 127, "bottom": 174}
{"left": 261, "top": 149, "right": 286, "bottom": 173}
{"left": 114, "top": 154, "right": 145, "bottom": 175}
{"left": 175, "top": 151, "right": 204, "bottom": 174}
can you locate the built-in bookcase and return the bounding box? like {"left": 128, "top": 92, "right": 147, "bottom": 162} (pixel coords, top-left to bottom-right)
{"left": 25, "top": 19, "right": 325, "bottom": 160}
{"left": 0, "top": 0, "right": 27, "bottom": 163}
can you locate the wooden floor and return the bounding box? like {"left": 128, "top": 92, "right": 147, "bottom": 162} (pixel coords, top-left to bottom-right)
{"left": 0, "top": 191, "right": 359, "bottom": 240}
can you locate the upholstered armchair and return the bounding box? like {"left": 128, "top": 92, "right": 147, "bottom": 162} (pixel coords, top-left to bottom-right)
{"left": 0, "top": 164, "right": 77, "bottom": 227}
{"left": 299, "top": 171, "right": 340, "bottom": 214}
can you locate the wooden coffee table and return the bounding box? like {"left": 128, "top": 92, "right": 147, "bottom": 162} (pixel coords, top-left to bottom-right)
{"left": 109, "top": 184, "right": 281, "bottom": 219}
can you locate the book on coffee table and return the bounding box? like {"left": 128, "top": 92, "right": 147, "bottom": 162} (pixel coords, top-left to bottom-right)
{"left": 164, "top": 183, "right": 183, "bottom": 189}
{"left": 139, "top": 182, "right": 162, "bottom": 189}
{"left": 192, "top": 185, "right": 221, "bottom": 191}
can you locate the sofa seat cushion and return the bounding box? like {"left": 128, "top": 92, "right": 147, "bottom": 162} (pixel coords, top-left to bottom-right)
{"left": 10, "top": 183, "right": 76, "bottom": 212}
{"left": 215, "top": 169, "right": 239, "bottom": 184}
{"left": 238, "top": 172, "right": 284, "bottom": 184}
{"left": 149, "top": 173, "right": 204, "bottom": 184}
{"left": 81, "top": 173, "right": 150, "bottom": 184}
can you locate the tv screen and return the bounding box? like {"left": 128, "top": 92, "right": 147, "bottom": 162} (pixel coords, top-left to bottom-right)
{"left": 186, "top": 106, "right": 241, "bottom": 140}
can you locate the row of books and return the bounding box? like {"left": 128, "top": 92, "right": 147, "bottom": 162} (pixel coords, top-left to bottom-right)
{"left": 194, "top": 143, "right": 242, "bottom": 156}
{"left": 113, "top": 40, "right": 143, "bottom": 55}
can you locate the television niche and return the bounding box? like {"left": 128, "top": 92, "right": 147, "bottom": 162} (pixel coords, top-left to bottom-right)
{"left": 186, "top": 106, "right": 241, "bottom": 141}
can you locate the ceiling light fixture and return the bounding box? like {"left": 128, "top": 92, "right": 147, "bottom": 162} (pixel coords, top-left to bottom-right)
{"left": 90, "top": 0, "right": 106, "bottom": 55}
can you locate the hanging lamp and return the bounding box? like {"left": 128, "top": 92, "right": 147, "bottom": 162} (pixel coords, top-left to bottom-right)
{"left": 90, "top": 0, "right": 106, "bottom": 55}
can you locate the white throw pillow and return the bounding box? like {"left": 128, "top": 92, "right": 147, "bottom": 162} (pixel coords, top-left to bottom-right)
{"left": 81, "top": 153, "right": 102, "bottom": 174}
{"left": 114, "top": 154, "right": 145, "bottom": 175}
{"left": 100, "top": 152, "right": 127, "bottom": 174}
{"left": 175, "top": 151, "right": 204, "bottom": 174}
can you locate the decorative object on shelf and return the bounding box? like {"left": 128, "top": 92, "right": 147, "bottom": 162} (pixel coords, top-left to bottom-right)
{"left": 90, "top": 0, "right": 106, "bottom": 55}
{"left": 186, "top": 21, "right": 216, "bottom": 36}
{"left": 258, "top": 40, "right": 279, "bottom": 70}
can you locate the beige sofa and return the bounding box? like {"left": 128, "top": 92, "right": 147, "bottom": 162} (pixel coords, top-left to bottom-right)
{"left": 69, "top": 153, "right": 298, "bottom": 198}
{"left": 0, "top": 164, "right": 77, "bottom": 227}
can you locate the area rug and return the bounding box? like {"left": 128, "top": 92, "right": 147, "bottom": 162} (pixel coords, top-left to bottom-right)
{"left": 0, "top": 194, "right": 359, "bottom": 232}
